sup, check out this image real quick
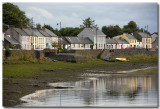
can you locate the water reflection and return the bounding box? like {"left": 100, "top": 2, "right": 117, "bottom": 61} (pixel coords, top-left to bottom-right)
{"left": 20, "top": 68, "right": 158, "bottom": 107}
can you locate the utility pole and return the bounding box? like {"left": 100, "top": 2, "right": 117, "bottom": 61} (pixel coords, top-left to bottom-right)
{"left": 57, "top": 22, "right": 62, "bottom": 50}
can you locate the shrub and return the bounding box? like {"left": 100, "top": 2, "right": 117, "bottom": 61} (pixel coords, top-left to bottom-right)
{"left": 5, "top": 47, "right": 11, "bottom": 60}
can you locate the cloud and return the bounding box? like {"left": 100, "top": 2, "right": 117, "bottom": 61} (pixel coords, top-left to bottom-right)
{"left": 72, "top": 13, "right": 79, "bottom": 18}
{"left": 27, "top": 7, "right": 54, "bottom": 19}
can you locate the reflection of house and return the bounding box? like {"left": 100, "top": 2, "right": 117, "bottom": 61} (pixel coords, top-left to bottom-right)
{"left": 60, "top": 37, "right": 93, "bottom": 50}
{"left": 133, "top": 32, "right": 152, "bottom": 48}
{"left": 78, "top": 28, "right": 106, "bottom": 49}
{"left": 113, "top": 33, "right": 137, "bottom": 48}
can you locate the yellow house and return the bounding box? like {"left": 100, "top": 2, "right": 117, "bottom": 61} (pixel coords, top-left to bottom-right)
{"left": 113, "top": 33, "right": 137, "bottom": 48}
{"left": 133, "top": 32, "right": 152, "bottom": 49}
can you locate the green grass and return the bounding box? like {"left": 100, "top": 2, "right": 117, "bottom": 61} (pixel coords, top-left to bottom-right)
{"left": 3, "top": 55, "right": 158, "bottom": 78}
{"left": 3, "top": 58, "right": 115, "bottom": 78}
{"left": 112, "top": 54, "right": 158, "bottom": 62}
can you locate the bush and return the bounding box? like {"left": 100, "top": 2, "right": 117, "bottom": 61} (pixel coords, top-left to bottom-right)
{"left": 5, "top": 47, "right": 11, "bottom": 60}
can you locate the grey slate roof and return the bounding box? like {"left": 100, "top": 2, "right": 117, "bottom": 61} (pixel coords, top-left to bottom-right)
{"left": 126, "top": 34, "right": 136, "bottom": 39}
{"left": 4, "top": 35, "right": 20, "bottom": 44}
{"left": 43, "top": 28, "right": 57, "bottom": 37}
{"left": 22, "top": 28, "right": 37, "bottom": 36}
{"left": 78, "top": 27, "right": 106, "bottom": 37}
{"left": 14, "top": 28, "right": 28, "bottom": 36}
{"left": 138, "top": 32, "right": 151, "bottom": 38}
{"left": 152, "top": 37, "right": 158, "bottom": 48}
{"left": 33, "top": 29, "right": 44, "bottom": 37}
{"left": 58, "top": 37, "right": 70, "bottom": 44}
{"left": 106, "top": 38, "right": 117, "bottom": 44}
{"left": 151, "top": 33, "right": 158, "bottom": 42}
{"left": 114, "top": 38, "right": 129, "bottom": 44}
{"left": 38, "top": 29, "right": 51, "bottom": 37}
{"left": 62, "top": 37, "right": 93, "bottom": 44}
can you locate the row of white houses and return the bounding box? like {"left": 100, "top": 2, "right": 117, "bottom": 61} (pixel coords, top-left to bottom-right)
{"left": 4, "top": 27, "right": 58, "bottom": 50}
{"left": 3, "top": 27, "right": 158, "bottom": 50}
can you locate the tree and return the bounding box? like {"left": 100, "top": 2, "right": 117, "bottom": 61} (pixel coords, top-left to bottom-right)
{"left": 36, "top": 23, "right": 41, "bottom": 29}
{"left": 3, "top": 3, "right": 31, "bottom": 31}
{"left": 5, "top": 47, "right": 11, "bottom": 60}
{"left": 82, "top": 17, "right": 95, "bottom": 28}
{"left": 102, "top": 25, "right": 122, "bottom": 38}
{"left": 122, "top": 21, "right": 138, "bottom": 33}
{"left": 43, "top": 24, "right": 61, "bottom": 36}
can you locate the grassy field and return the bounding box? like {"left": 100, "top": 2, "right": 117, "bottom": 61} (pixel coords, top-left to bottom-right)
{"left": 3, "top": 54, "right": 158, "bottom": 78}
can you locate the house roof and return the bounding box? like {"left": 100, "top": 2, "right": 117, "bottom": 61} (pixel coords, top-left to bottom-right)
{"left": 38, "top": 29, "right": 51, "bottom": 37}
{"left": 42, "top": 28, "right": 57, "bottom": 37}
{"left": 14, "top": 28, "right": 29, "bottom": 36}
{"left": 58, "top": 37, "right": 70, "bottom": 44}
{"left": 151, "top": 33, "right": 158, "bottom": 42}
{"left": 33, "top": 29, "right": 44, "bottom": 37}
{"left": 78, "top": 27, "right": 106, "bottom": 37}
{"left": 114, "top": 38, "right": 129, "bottom": 44}
{"left": 4, "top": 35, "right": 20, "bottom": 44}
{"left": 106, "top": 38, "right": 117, "bottom": 44}
{"left": 138, "top": 32, "right": 151, "bottom": 38}
{"left": 63, "top": 37, "right": 93, "bottom": 44}
{"left": 22, "top": 28, "right": 37, "bottom": 36}
{"left": 152, "top": 37, "right": 158, "bottom": 48}
{"left": 126, "top": 34, "right": 136, "bottom": 39}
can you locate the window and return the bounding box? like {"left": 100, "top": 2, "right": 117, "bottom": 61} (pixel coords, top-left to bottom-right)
{"left": 78, "top": 44, "right": 80, "bottom": 48}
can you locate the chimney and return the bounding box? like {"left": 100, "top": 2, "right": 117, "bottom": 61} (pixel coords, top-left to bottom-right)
{"left": 42, "top": 27, "right": 45, "bottom": 31}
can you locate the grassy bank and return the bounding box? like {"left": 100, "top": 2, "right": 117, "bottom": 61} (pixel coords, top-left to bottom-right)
{"left": 3, "top": 54, "right": 158, "bottom": 78}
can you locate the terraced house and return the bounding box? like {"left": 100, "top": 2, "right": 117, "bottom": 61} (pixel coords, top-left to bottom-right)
{"left": 133, "top": 32, "right": 152, "bottom": 49}
{"left": 113, "top": 33, "right": 137, "bottom": 48}
{"left": 77, "top": 28, "right": 106, "bottom": 49}
{"left": 4, "top": 27, "right": 58, "bottom": 50}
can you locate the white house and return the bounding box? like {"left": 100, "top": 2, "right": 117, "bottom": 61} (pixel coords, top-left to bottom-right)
{"left": 114, "top": 38, "right": 130, "bottom": 49}
{"left": 42, "top": 27, "right": 58, "bottom": 49}
{"left": 77, "top": 28, "right": 106, "bottom": 49}
{"left": 106, "top": 37, "right": 117, "bottom": 49}
{"left": 59, "top": 37, "right": 93, "bottom": 50}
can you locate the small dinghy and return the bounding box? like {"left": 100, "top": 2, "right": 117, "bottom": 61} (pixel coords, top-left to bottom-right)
{"left": 115, "top": 58, "right": 129, "bottom": 62}
{"left": 104, "top": 58, "right": 117, "bottom": 62}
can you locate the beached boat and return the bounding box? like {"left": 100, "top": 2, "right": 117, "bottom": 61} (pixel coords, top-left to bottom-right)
{"left": 104, "top": 58, "right": 117, "bottom": 62}
{"left": 115, "top": 58, "right": 129, "bottom": 62}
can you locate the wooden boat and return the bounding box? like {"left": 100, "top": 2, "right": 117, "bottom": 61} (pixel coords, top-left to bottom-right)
{"left": 104, "top": 58, "right": 117, "bottom": 62}
{"left": 115, "top": 58, "right": 129, "bottom": 62}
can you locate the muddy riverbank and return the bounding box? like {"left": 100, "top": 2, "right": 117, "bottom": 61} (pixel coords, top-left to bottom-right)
{"left": 3, "top": 62, "right": 158, "bottom": 107}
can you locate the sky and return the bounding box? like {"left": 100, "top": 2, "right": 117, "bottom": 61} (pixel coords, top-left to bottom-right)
{"left": 13, "top": 3, "right": 158, "bottom": 33}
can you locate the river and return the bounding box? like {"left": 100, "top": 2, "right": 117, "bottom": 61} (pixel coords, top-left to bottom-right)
{"left": 19, "top": 67, "right": 158, "bottom": 107}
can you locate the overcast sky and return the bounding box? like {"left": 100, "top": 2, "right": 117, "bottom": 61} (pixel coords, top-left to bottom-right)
{"left": 14, "top": 3, "right": 158, "bottom": 33}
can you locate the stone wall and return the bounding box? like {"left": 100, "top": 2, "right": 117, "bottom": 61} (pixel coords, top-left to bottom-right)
{"left": 73, "top": 49, "right": 158, "bottom": 58}
{"left": 3, "top": 49, "right": 57, "bottom": 61}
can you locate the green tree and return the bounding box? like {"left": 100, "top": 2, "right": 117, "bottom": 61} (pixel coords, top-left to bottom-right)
{"left": 82, "top": 17, "right": 95, "bottom": 28}
{"left": 122, "top": 21, "right": 138, "bottom": 33}
{"left": 36, "top": 23, "right": 41, "bottom": 29}
{"left": 102, "top": 25, "right": 122, "bottom": 38}
{"left": 43, "top": 24, "right": 61, "bottom": 36}
{"left": 3, "top": 3, "right": 31, "bottom": 31}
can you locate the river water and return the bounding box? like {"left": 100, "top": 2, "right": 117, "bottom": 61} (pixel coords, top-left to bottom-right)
{"left": 19, "top": 67, "right": 158, "bottom": 107}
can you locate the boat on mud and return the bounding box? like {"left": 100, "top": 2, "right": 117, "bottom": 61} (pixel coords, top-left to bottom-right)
{"left": 104, "top": 58, "right": 117, "bottom": 62}
{"left": 115, "top": 58, "right": 129, "bottom": 62}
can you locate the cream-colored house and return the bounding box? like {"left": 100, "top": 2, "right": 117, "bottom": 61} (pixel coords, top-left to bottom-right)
{"left": 113, "top": 33, "right": 137, "bottom": 48}
{"left": 133, "top": 32, "right": 152, "bottom": 48}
